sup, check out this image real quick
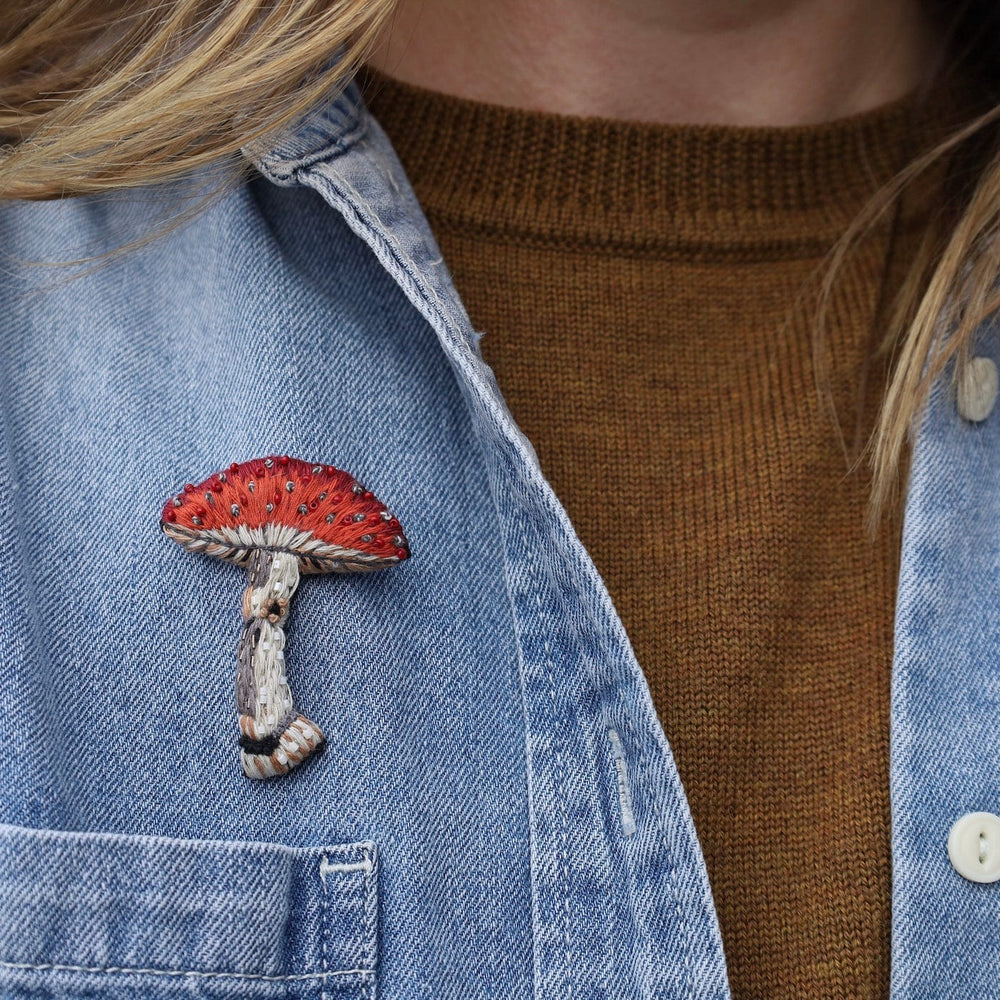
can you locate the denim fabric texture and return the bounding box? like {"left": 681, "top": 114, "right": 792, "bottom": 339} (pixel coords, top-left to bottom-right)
{"left": 0, "top": 72, "right": 991, "bottom": 999}
{"left": 889, "top": 319, "right": 1000, "bottom": 998}
{"left": 0, "top": 824, "right": 377, "bottom": 998}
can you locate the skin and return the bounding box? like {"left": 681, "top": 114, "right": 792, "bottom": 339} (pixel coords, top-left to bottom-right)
{"left": 366, "top": 0, "right": 944, "bottom": 126}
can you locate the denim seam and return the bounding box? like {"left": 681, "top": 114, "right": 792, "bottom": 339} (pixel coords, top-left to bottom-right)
{"left": 619, "top": 698, "right": 694, "bottom": 999}
{"left": 509, "top": 442, "right": 697, "bottom": 997}
{"left": 0, "top": 824, "right": 374, "bottom": 861}
{"left": 0, "top": 960, "right": 373, "bottom": 983}
{"left": 506, "top": 463, "right": 646, "bottom": 996}
{"left": 362, "top": 845, "right": 377, "bottom": 1000}
{"left": 484, "top": 475, "right": 545, "bottom": 997}
{"left": 522, "top": 516, "right": 573, "bottom": 1000}
{"left": 321, "top": 853, "right": 330, "bottom": 1000}
{"left": 547, "top": 569, "right": 627, "bottom": 993}
{"left": 299, "top": 167, "right": 475, "bottom": 356}
{"left": 250, "top": 113, "right": 370, "bottom": 183}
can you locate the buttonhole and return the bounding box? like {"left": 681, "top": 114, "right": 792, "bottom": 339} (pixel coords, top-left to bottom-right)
{"left": 608, "top": 727, "right": 637, "bottom": 837}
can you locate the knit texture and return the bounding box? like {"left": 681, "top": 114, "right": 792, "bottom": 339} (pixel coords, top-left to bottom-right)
{"left": 361, "top": 65, "right": 967, "bottom": 998}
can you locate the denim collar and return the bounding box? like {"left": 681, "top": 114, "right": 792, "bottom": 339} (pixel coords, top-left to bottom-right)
{"left": 242, "top": 77, "right": 370, "bottom": 180}
{"left": 244, "top": 74, "right": 491, "bottom": 385}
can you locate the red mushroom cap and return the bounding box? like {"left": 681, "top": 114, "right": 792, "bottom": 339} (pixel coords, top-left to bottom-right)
{"left": 160, "top": 455, "right": 410, "bottom": 573}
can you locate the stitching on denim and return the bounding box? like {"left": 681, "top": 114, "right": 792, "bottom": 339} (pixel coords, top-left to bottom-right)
{"left": 320, "top": 853, "right": 330, "bottom": 1000}
{"left": 0, "top": 824, "right": 373, "bottom": 862}
{"left": 619, "top": 705, "right": 693, "bottom": 999}
{"left": 606, "top": 728, "right": 636, "bottom": 837}
{"left": 361, "top": 845, "right": 378, "bottom": 994}
{"left": 516, "top": 450, "right": 696, "bottom": 997}
{"left": 250, "top": 112, "right": 369, "bottom": 182}
{"left": 303, "top": 169, "right": 472, "bottom": 355}
{"left": 522, "top": 517, "right": 573, "bottom": 1000}
{"left": 0, "top": 960, "right": 372, "bottom": 983}
{"left": 505, "top": 465, "right": 627, "bottom": 995}
{"left": 320, "top": 858, "right": 372, "bottom": 875}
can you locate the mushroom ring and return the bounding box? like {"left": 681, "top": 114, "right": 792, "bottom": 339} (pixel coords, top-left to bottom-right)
{"left": 161, "top": 455, "right": 409, "bottom": 779}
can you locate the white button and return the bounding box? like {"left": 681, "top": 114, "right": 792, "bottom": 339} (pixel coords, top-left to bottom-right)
{"left": 948, "top": 812, "right": 1000, "bottom": 882}
{"left": 956, "top": 356, "right": 998, "bottom": 422}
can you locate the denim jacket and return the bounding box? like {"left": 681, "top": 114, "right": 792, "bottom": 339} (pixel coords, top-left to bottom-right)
{"left": 0, "top": 73, "right": 996, "bottom": 1000}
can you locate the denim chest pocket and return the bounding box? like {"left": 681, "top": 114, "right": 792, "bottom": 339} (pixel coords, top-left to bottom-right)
{"left": 0, "top": 823, "right": 378, "bottom": 1000}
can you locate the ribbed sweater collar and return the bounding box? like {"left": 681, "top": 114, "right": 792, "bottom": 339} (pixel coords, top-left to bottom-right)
{"left": 359, "top": 63, "right": 972, "bottom": 254}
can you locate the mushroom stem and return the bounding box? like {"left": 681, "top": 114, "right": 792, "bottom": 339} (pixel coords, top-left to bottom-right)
{"left": 235, "top": 549, "right": 325, "bottom": 779}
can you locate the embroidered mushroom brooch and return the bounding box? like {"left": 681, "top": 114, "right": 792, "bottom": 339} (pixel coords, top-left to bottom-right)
{"left": 161, "top": 456, "right": 409, "bottom": 779}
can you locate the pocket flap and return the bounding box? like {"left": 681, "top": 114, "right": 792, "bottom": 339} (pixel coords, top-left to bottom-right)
{"left": 0, "top": 822, "right": 377, "bottom": 998}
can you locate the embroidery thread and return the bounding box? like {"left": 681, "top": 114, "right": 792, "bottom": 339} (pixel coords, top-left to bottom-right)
{"left": 160, "top": 455, "right": 409, "bottom": 779}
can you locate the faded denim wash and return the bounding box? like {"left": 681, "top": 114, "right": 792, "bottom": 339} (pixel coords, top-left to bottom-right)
{"left": 0, "top": 72, "right": 996, "bottom": 999}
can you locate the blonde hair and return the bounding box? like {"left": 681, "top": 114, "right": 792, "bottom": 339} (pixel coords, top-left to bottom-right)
{"left": 1, "top": 0, "right": 998, "bottom": 532}
{"left": 0, "top": 0, "right": 395, "bottom": 194}
{"left": 818, "top": 88, "right": 1000, "bottom": 532}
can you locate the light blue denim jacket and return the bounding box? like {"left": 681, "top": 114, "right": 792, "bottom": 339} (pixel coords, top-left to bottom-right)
{"left": 0, "top": 73, "right": 995, "bottom": 1000}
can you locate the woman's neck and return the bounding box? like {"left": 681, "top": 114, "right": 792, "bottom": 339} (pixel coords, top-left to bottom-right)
{"left": 366, "top": 0, "right": 943, "bottom": 126}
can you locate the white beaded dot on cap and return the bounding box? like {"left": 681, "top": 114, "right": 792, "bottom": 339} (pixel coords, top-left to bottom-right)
{"left": 957, "top": 356, "right": 999, "bottom": 423}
